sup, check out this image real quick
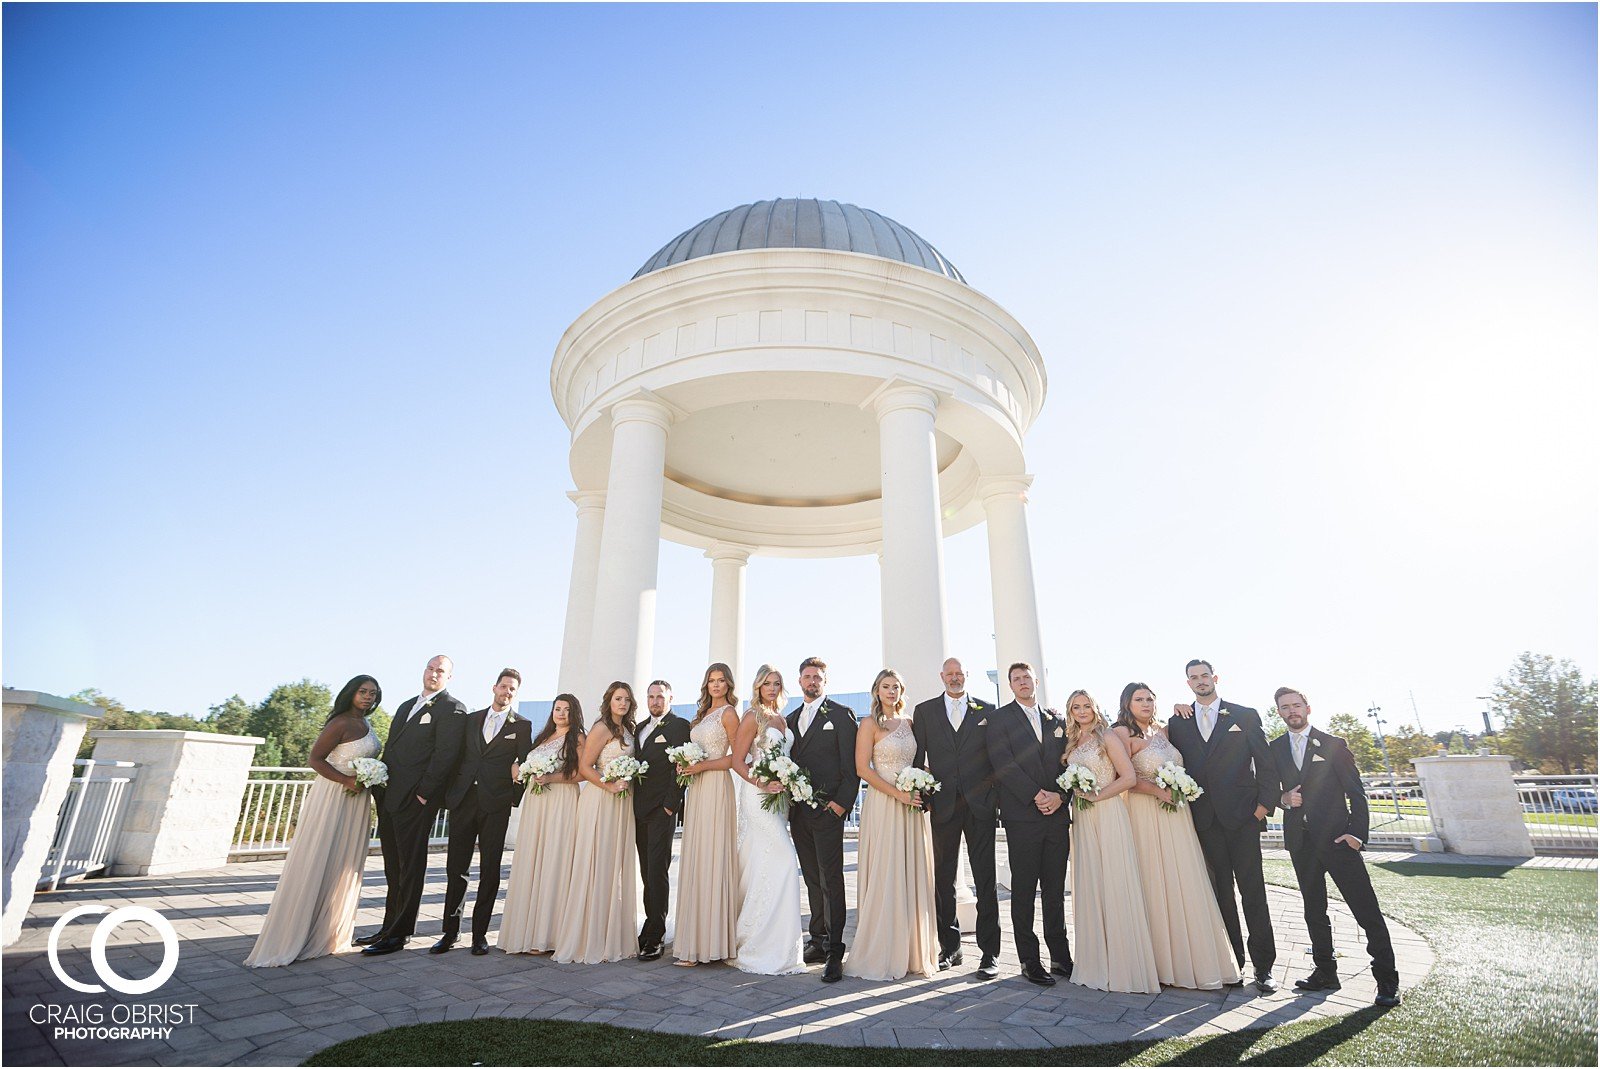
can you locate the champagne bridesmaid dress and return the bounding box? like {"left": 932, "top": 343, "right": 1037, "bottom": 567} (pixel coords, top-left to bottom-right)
{"left": 844, "top": 718, "right": 938, "bottom": 980}
{"left": 553, "top": 732, "right": 639, "bottom": 964}
{"left": 1125, "top": 731, "right": 1241, "bottom": 988}
{"left": 499, "top": 735, "right": 581, "bottom": 954}
{"left": 1066, "top": 733, "right": 1161, "bottom": 994}
{"left": 245, "top": 728, "right": 380, "bottom": 967}
{"left": 673, "top": 709, "right": 739, "bottom": 963}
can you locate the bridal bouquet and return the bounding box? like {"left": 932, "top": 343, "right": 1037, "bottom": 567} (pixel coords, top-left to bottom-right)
{"left": 347, "top": 757, "right": 387, "bottom": 796}
{"left": 1154, "top": 761, "right": 1204, "bottom": 812}
{"left": 1058, "top": 764, "right": 1099, "bottom": 810}
{"left": 520, "top": 752, "right": 561, "bottom": 795}
{"left": 601, "top": 754, "right": 648, "bottom": 797}
{"left": 664, "top": 742, "right": 708, "bottom": 788}
{"left": 750, "top": 749, "right": 818, "bottom": 814}
{"left": 894, "top": 767, "right": 941, "bottom": 808}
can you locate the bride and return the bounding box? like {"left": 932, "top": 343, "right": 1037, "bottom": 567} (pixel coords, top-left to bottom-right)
{"left": 727, "top": 663, "right": 806, "bottom": 975}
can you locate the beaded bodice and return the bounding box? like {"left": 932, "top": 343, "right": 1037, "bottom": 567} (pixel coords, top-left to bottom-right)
{"left": 871, "top": 719, "right": 917, "bottom": 779}
{"left": 1131, "top": 731, "right": 1182, "bottom": 783}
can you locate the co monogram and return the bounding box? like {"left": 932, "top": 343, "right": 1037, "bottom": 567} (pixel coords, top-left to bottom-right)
{"left": 47, "top": 905, "right": 179, "bottom": 995}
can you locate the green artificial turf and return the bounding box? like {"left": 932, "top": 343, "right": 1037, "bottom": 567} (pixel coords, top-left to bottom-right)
{"left": 305, "top": 862, "right": 1597, "bottom": 1066}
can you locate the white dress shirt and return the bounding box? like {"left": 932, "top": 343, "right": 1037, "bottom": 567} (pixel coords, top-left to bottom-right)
{"left": 484, "top": 707, "right": 508, "bottom": 744}
{"left": 799, "top": 697, "right": 825, "bottom": 736}
{"left": 637, "top": 714, "right": 660, "bottom": 745}
{"left": 1196, "top": 698, "right": 1222, "bottom": 741}
{"left": 402, "top": 690, "right": 441, "bottom": 727}
{"left": 1018, "top": 701, "right": 1042, "bottom": 742}
{"left": 945, "top": 693, "right": 966, "bottom": 733}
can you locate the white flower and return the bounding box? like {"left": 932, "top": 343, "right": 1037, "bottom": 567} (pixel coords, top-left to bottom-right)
{"left": 600, "top": 755, "right": 649, "bottom": 795}
{"left": 349, "top": 757, "right": 388, "bottom": 794}
{"left": 521, "top": 752, "right": 561, "bottom": 794}
{"left": 1058, "top": 763, "right": 1100, "bottom": 810}
{"left": 893, "top": 767, "right": 941, "bottom": 806}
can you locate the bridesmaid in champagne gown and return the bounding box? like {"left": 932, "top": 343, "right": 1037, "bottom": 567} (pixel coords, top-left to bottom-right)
{"left": 553, "top": 682, "right": 640, "bottom": 965}
{"left": 673, "top": 663, "right": 741, "bottom": 965}
{"left": 500, "top": 694, "right": 585, "bottom": 955}
{"left": 845, "top": 668, "right": 938, "bottom": 981}
{"left": 246, "top": 675, "right": 382, "bottom": 967}
{"left": 1062, "top": 689, "right": 1161, "bottom": 994}
{"left": 1114, "top": 682, "right": 1240, "bottom": 989}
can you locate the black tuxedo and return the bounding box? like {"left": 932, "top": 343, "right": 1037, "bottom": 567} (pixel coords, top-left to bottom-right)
{"left": 912, "top": 693, "right": 1001, "bottom": 959}
{"left": 786, "top": 698, "right": 859, "bottom": 957}
{"left": 632, "top": 713, "right": 690, "bottom": 952}
{"left": 984, "top": 701, "right": 1072, "bottom": 969}
{"left": 1272, "top": 728, "right": 1396, "bottom": 984}
{"left": 1166, "top": 699, "right": 1278, "bottom": 976}
{"left": 373, "top": 690, "right": 468, "bottom": 940}
{"left": 440, "top": 708, "right": 534, "bottom": 941}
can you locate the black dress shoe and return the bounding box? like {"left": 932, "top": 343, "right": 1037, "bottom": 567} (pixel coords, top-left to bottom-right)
{"left": 361, "top": 935, "right": 407, "bottom": 956}
{"left": 976, "top": 954, "right": 1000, "bottom": 980}
{"left": 1374, "top": 981, "right": 1401, "bottom": 1007}
{"left": 1253, "top": 973, "right": 1278, "bottom": 994}
{"left": 470, "top": 939, "right": 490, "bottom": 956}
{"left": 352, "top": 931, "right": 384, "bottom": 947}
{"left": 803, "top": 942, "right": 828, "bottom": 965}
{"left": 1294, "top": 971, "right": 1341, "bottom": 992}
{"left": 638, "top": 943, "right": 664, "bottom": 962}
{"left": 938, "top": 950, "right": 963, "bottom": 971}
{"left": 1021, "top": 961, "right": 1056, "bottom": 986}
{"left": 822, "top": 956, "right": 843, "bottom": 983}
{"left": 429, "top": 933, "right": 457, "bottom": 954}
{"left": 1051, "top": 960, "right": 1073, "bottom": 979}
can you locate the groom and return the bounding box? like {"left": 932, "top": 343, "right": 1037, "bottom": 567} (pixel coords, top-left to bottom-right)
{"left": 633, "top": 680, "right": 689, "bottom": 962}
{"left": 786, "top": 656, "right": 859, "bottom": 983}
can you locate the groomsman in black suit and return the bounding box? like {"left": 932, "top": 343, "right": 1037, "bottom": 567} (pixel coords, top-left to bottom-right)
{"left": 985, "top": 662, "right": 1073, "bottom": 986}
{"left": 433, "top": 668, "right": 534, "bottom": 955}
{"left": 912, "top": 657, "right": 1002, "bottom": 980}
{"left": 361, "top": 654, "right": 469, "bottom": 955}
{"left": 786, "top": 656, "right": 859, "bottom": 983}
{"left": 1167, "top": 658, "right": 1279, "bottom": 992}
{"left": 1270, "top": 687, "right": 1400, "bottom": 1007}
{"left": 633, "top": 680, "right": 690, "bottom": 962}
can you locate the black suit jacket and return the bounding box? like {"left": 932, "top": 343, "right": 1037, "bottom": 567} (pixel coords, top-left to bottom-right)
{"left": 911, "top": 693, "right": 998, "bottom": 823}
{"left": 1166, "top": 699, "right": 1278, "bottom": 831}
{"left": 445, "top": 708, "right": 534, "bottom": 813}
{"left": 786, "top": 699, "right": 860, "bottom": 813}
{"left": 632, "top": 713, "right": 691, "bottom": 819}
{"left": 985, "top": 701, "right": 1071, "bottom": 826}
{"left": 378, "top": 690, "right": 468, "bottom": 814}
{"left": 1271, "top": 727, "right": 1369, "bottom": 849}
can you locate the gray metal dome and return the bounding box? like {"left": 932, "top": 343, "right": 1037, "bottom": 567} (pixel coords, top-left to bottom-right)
{"left": 633, "top": 198, "right": 966, "bottom": 284}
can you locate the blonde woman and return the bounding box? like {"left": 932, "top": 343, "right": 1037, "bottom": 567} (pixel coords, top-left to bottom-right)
{"left": 844, "top": 668, "right": 938, "bottom": 981}
{"left": 1063, "top": 689, "right": 1160, "bottom": 994}
{"left": 672, "top": 663, "right": 742, "bottom": 965}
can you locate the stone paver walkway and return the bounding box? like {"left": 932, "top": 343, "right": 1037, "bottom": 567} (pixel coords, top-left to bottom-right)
{"left": 3, "top": 841, "right": 1446, "bottom": 1066}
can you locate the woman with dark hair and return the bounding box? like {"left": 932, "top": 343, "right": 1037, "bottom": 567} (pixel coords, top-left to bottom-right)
{"left": 672, "top": 663, "right": 741, "bottom": 965}
{"left": 500, "top": 694, "right": 585, "bottom": 955}
{"left": 554, "top": 682, "right": 641, "bottom": 964}
{"left": 245, "top": 675, "right": 383, "bottom": 967}
{"left": 1114, "top": 682, "right": 1240, "bottom": 990}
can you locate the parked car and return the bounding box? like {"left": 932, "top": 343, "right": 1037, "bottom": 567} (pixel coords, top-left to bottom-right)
{"left": 1551, "top": 788, "right": 1598, "bottom": 813}
{"left": 1366, "top": 786, "right": 1421, "bottom": 801}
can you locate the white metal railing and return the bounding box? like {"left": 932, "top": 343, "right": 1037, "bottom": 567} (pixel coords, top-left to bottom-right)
{"left": 231, "top": 767, "right": 448, "bottom": 858}
{"left": 1515, "top": 774, "right": 1599, "bottom": 855}
{"left": 39, "top": 759, "right": 139, "bottom": 891}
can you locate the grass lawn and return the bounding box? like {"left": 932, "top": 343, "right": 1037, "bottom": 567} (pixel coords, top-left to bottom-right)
{"left": 306, "top": 861, "right": 1597, "bottom": 1066}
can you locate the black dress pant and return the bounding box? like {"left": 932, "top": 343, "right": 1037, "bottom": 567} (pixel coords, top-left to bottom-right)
{"left": 791, "top": 804, "right": 847, "bottom": 955}
{"left": 1195, "top": 816, "right": 1276, "bottom": 976}
{"left": 375, "top": 795, "right": 440, "bottom": 939}
{"left": 635, "top": 807, "right": 676, "bottom": 950}
{"left": 1288, "top": 827, "right": 1397, "bottom": 983}
{"left": 931, "top": 802, "right": 1001, "bottom": 959}
{"left": 440, "top": 790, "right": 512, "bottom": 940}
{"left": 1001, "top": 816, "right": 1071, "bottom": 968}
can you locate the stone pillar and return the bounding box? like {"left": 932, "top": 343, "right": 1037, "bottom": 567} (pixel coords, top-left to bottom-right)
{"left": 707, "top": 543, "right": 751, "bottom": 689}
{"left": 586, "top": 392, "right": 675, "bottom": 723}
{"left": 87, "top": 730, "right": 264, "bottom": 876}
{"left": 1414, "top": 755, "right": 1535, "bottom": 858}
{"left": 980, "top": 475, "right": 1047, "bottom": 705}
{"left": 2, "top": 690, "right": 102, "bottom": 947}
{"left": 556, "top": 489, "right": 606, "bottom": 699}
{"left": 874, "top": 383, "right": 950, "bottom": 697}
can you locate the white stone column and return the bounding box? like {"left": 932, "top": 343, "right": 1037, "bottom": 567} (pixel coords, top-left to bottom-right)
{"left": 1414, "top": 755, "right": 1535, "bottom": 858}
{"left": 980, "top": 475, "right": 1047, "bottom": 705}
{"left": 874, "top": 383, "right": 950, "bottom": 698}
{"left": 586, "top": 393, "right": 675, "bottom": 723}
{"left": 556, "top": 489, "right": 606, "bottom": 699}
{"left": 2, "top": 690, "right": 102, "bottom": 946}
{"left": 706, "top": 543, "right": 751, "bottom": 689}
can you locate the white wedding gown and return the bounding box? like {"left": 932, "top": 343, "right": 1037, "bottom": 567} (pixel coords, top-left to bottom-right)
{"left": 730, "top": 724, "right": 806, "bottom": 975}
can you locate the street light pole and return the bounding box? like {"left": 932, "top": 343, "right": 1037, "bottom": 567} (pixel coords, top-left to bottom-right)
{"left": 1368, "top": 701, "right": 1403, "bottom": 823}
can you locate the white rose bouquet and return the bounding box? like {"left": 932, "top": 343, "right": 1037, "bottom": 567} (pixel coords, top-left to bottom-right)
{"left": 348, "top": 757, "right": 388, "bottom": 795}
{"left": 751, "top": 748, "right": 818, "bottom": 814}
{"left": 1154, "top": 761, "right": 1204, "bottom": 812}
{"left": 600, "top": 754, "right": 648, "bottom": 797}
{"left": 664, "top": 742, "right": 708, "bottom": 788}
{"left": 1058, "top": 763, "right": 1100, "bottom": 810}
{"left": 520, "top": 752, "right": 561, "bottom": 795}
{"left": 893, "top": 767, "right": 941, "bottom": 809}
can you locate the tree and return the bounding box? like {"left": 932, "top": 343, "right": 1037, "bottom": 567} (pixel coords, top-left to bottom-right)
{"left": 1383, "top": 725, "right": 1440, "bottom": 772}
{"left": 248, "top": 679, "right": 332, "bottom": 768}
{"left": 1447, "top": 732, "right": 1470, "bottom": 755}
{"left": 207, "top": 694, "right": 254, "bottom": 736}
{"left": 1262, "top": 705, "right": 1287, "bottom": 741}
{"left": 69, "top": 689, "right": 215, "bottom": 758}
{"left": 1494, "top": 652, "right": 1598, "bottom": 774}
{"left": 1325, "top": 712, "right": 1385, "bottom": 774}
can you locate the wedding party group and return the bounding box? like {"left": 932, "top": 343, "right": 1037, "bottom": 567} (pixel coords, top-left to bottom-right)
{"left": 243, "top": 653, "right": 1401, "bottom": 1009}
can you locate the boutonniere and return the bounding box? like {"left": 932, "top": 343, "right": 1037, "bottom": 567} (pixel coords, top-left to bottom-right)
{"left": 1311, "top": 738, "right": 1321, "bottom": 747}
{"left": 967, "top": 699, "right": 982, "bottom": 712}
{"left": 1217, "top": 707, "right": 1231, "bottom": 716}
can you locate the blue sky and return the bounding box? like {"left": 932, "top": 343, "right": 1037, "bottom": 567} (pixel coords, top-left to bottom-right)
{"left": 5, "top": 3, "right": 1595, "bottom": 736}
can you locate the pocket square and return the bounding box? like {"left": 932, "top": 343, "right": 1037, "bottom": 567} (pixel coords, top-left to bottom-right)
{"left": 1053, "top": 726, "right": 1064, "bottom": 738}
{"left": 1311, "top": 753, "right": 1327, "bottom": 763}
{"left": 653, "top": 737, "right": 666, "bottom": 744}
{"left": 977, "top": 719, "right": 987, "bottom": 726}
{"left": 418, "top": 712, "right": 432, "bottom": 725}
{"left": 822, "top": 721, "right": 835, "bottom": 731}
{"left": 1227, "top": 723, "right": 1242, "bottom": 732}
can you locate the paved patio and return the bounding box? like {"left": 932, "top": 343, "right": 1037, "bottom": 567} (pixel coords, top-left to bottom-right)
{"left": 1, "top": 841, "right": 1452, "bottom": 1066}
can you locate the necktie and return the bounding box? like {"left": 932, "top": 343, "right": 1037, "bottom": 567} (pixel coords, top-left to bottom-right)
{"left": 1026, "top": 708, "right": 1041, "bottom": 743}
{"left": 484, "top": 713, "right": 502, "bottom": 744}
{"left": 1200, "top": 706, "right": 1214, "bottom": 741}
{"left": 1293, "top": 734, "right": 1305, "bottom": 770}
{"left": 949, "top": 698, "right": 963, "bottom": 733}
